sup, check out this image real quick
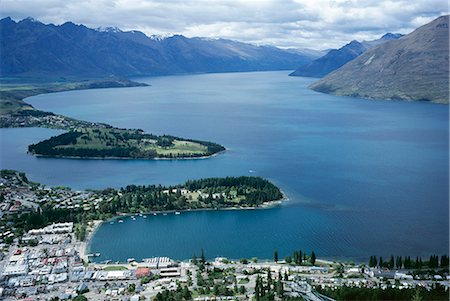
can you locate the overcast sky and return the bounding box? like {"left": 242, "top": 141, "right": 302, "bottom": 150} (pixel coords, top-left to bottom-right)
{"left": 1, "top": 0, "right": 447, "bottom": 49}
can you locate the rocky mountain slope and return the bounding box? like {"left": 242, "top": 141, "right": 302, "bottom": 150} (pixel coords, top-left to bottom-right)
{"left": 309, "top": 15, "right": 449, "bottom": 103}
{"left": 290, "top": 33, "right": 402, "bottom": 78}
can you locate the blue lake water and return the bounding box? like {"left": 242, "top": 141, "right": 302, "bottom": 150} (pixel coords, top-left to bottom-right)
{"left": 0, "top": 71, "right": 448, "bottom": 262}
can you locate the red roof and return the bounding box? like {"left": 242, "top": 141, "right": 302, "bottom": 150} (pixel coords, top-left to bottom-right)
{"left": 136, "top": 267, "right": 151, "bottom": 278}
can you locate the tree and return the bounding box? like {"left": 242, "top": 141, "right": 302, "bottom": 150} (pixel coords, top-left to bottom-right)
{"left": 73, "top": 296, "right": 88, "bottom": 301}
{"left": 255, "top": 275, "right": 261, "bottom": 301}
{"left": 411, "top": 288, "right": 423, "bottom": 301}
{"left": 441, "top": 255, "right": 449, "bottom": 268}
{"left": 389, "top": 256, "right": 394, "bottom": 269}
{"left": 398, "top": 256, "right": 402, "bottom": 269}
{"left": 200, "top": 248, "right": 206, "bottom": 264}
{"left": 369, "top": 255, "right": 378, "bottom": 268}
{"left": 310, "top": 251, "right": 316, "bottom": 265}
{"left": 274, "top": 250, "right": 279, "bottom": 263}
{"left": 336, "top": 263, "right": 344, "bottom": 277}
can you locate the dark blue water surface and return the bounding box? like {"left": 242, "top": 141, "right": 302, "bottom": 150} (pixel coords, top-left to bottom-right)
{"left": 1, "top": 71, "right": 448, "bottom": 262}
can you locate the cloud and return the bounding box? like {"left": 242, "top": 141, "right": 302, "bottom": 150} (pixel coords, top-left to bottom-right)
{"left": 0, "top": 0, "right": 447, "bottom": 49}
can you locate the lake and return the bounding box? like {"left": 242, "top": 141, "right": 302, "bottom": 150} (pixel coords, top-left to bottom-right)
{"left": 1, "top": 71, "right": 448, "bottom": 262}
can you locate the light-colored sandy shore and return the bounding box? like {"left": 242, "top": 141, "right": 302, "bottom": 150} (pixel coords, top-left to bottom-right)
{"left": 78, "top": 220, "right": 103, "bottom": 263}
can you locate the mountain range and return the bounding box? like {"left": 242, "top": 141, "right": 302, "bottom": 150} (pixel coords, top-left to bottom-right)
{"left": 0, "top": 17, "right": 318, "bottom": 78}
{"left": 310, "top": 15, "right": 449, "bottom": 104}
{"left": 289, "top": 33, "right": 403, "bottom": 78}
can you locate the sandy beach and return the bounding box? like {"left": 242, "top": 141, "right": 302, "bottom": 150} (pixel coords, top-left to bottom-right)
{"left": 78, "top": 220, "right": 103, "bottom": 263}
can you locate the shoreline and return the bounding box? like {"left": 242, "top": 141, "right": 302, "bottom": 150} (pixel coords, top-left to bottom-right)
{"left": 78, "top": 220, "right": 103, "bottom": 263}
{"left": 31, "top": 149, "right": 226, "bottom": 161}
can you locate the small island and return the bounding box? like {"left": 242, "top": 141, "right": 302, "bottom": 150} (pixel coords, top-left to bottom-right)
{"left": 27, "top": 127, "right": 225, "bottom": 159}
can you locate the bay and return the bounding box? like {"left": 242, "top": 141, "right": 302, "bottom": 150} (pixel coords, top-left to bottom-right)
{"left": 1, "top": 71, "right": 448, "bottom": 262}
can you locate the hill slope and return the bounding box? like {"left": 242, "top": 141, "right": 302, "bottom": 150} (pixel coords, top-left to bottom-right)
{"left": 310, "top": 15, "right": 449, "bottom": 103}
{"left": 290, "top": 33, "right": 402, "bottom": 78}
{"left": 0, "top": 17, "right": 316, "bottom": 78}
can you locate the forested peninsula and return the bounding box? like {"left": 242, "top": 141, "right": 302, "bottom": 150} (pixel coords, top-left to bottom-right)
{"left": 1, "top": 171, "right": 284, "bottom": 237}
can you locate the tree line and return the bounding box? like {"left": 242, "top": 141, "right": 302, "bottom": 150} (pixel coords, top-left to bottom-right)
{"left": 254, "top": 269, "right": 285, "bottom": 301}
{"left": 317, "top": 284, "right": 449, "bottom": 301}
{"left": 368, "top": 254, "right": 448, "bottom": 269}
{"left": 274, "top": 249, "right": 316, "bottom": 265}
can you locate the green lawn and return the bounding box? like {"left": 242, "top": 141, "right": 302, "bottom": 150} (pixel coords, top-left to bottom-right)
{"left": 103, "top": 265, "right": 128, "bottom": 271}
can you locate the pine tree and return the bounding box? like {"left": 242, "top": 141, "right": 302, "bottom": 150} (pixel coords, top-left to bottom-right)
{"left": 267, "top": 269, "right": 272, "bottom": 292}
{"left": 255, "top": 275, "right": 261, "bottom": 301}
{"left": 441, "top": 255, "right": 449, "bottom": 268}
{"left": 310, "top": 251, "right": 316, "bottom": 265}
{"left": 293, "top": 251, "right": 298, "bottom": 264}
{"left": 369, "top": 256, "right": 375, "bottom": 267}
{"left": 411, "top": 288, "right": 423, "bottom": 301}
{"left": 389, "top": 256, "right": 394, "bottom": 269}
{"left": 274, "top": 250, "right": 279, "bottom": 263}
{"left": 200, "top": 248, "right": 206, "bottom": 264}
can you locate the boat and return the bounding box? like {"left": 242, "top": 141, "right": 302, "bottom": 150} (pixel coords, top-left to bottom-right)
{"left": 143, "top": 215, "right": 147, "bottom": 219}
{"left": 109, "top": 221, "right": 114, "bottom": 224}
{"left": 163, "top": 213, "right": 167, "bottom": 216}
{"left": 175, "top": 212, "right": 181, "bottom": 215}
{"left": 131, "top": 217, "right": 136, "bottom": 220}
{"left": 153, "top": 213, "right": 157, "bottom": 216}
{"left": 94, "top": 253, "right": 101, "bottom": 257}
{"left": 127, "top": 258, "right": 136, "bottom": 263}
{"left": 118, "top": 220, "right": 123, "bottom": 223}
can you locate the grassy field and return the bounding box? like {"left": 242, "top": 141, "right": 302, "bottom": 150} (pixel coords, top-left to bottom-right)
{"left": 103, "top": 266, "right": 128, "bottom": 271}
{"left": 0, "top": 98, "right": 33, "bottom": 115}
{"left": 61, "top": 128, "right": 210, "bottom": 157}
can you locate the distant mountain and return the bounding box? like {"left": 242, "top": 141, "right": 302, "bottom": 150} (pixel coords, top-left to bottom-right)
{"left": 0, "top": 17, "right": 318, "bottom": 78}
{"left": 290, "top": 33, "right": 402, "bottom": 78}
{"left": 310, "top": 15, "right": 449, "bottom": 103}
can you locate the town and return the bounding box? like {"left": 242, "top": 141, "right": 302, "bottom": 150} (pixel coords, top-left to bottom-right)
{"left": 0, "top": 170, "right": 449, "bottom": 300}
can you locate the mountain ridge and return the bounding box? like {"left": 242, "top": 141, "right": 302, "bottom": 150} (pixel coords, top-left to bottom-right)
{"left": 309, "top": 15, "right": 449, "bottom": 104}
{"left": 0, "top": 17, "right": 318, "bottom": 78}
{"left": 290, "top": 33, "right": 403, "bottom": 78}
